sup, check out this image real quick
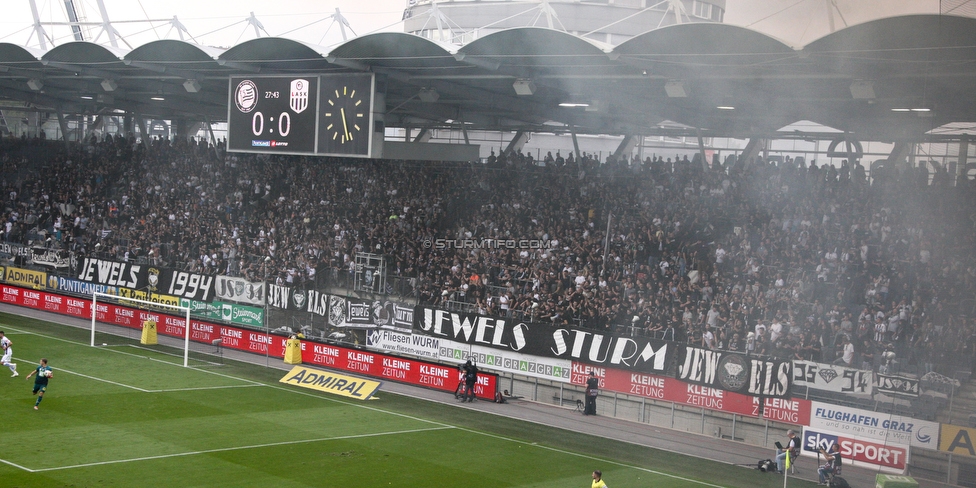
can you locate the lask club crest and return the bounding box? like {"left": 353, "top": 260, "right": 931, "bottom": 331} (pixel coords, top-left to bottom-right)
{"left": 290, "top": 79, "right": 309, "bottom": 114}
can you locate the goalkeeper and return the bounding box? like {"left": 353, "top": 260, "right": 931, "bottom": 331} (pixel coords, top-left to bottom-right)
{"left": 25, "top": 358, "right": 53, "bottom": 411}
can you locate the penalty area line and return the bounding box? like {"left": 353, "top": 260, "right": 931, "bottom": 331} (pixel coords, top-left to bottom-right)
{"left": 0, "top": 457, "right": 35, "bottom": 473}
{"left": 28, "top": 426, "right": 455, "bottom": 473}
{"left": 12, "top": 356, "right": 150, "bottom": 392}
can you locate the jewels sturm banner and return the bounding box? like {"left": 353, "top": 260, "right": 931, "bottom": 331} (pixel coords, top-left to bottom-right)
{"left": 412, "top": 306, "right": 674, "bottom": 375}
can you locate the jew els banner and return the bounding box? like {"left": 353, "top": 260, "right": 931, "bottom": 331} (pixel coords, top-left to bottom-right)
{"left": 676, "top": 346, "right": 792, "bottom": 399}
{"left": 412, "top": 306, "right": 674, "bottom": 374}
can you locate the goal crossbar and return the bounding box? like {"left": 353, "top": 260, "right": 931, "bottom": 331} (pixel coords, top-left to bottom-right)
{"left": 91, "top": 292, "right": 193, "bottom": 367}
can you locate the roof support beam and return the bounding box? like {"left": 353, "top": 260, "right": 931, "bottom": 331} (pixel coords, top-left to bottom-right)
{"left": 739, "top": 138, "right": 764, "bottom": 170}
{"left": 696, "top": 128, "right": 709, "bottom": 172}
{"left": 612, "top": 135, "right": 636, "bottom": 162}
{"left": 571, "top": 130, "right": 581, "bottom": 162}
{"left": 413, "top": 128, "right": 430, "bottom": 143}
{"left": 503, "top": 130, "right": 528, "bottom": 158}
{"left": 55, "top": 111, "right": 69, "bottom": 147}
{"left": 958, "top": 137, "right": 969, "bottom": 178}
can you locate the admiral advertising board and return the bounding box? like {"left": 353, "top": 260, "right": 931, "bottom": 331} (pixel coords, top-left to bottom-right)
{"left": 939, "top": 424, "right": 976, "bottom": 458}
{"left": 802, "top": 426, "right": 908, "bottom": 472}
{"left": 5, "top": 266, "right": 46, "bottom": 289}
{"left": 793, "top": 360, "right": 873, "bottom": 396}
{"left": 809, "top": 401, "right": 940, "bottom": 450}
{"left": 413, "top": 306, "right": 673, "bottom": 374}
{"left": 677, "top": 346, "right": 792, "bottom": 399}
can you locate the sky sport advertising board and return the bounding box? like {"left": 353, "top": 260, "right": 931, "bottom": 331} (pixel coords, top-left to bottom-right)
{"left": 802, "top": 426, "right": 908, "bottom": 472}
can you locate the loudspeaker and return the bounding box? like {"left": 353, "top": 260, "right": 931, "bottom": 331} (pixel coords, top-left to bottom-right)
{"left": 512, "top": 79, "right": 536, "bottom": 96}
{"left": 665, "top": 81, "right": 688, "bottom": 97}
{"left": 850, "top": 80, "right": 875, "bottom": 99}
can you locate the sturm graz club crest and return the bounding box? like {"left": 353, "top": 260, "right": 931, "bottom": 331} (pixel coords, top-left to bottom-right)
{"left": 148, "top": 268, "right": 160, "bottom": 291}
{"left": 235, "top": 80, "right": 258, "bottom": 114}
{"left": 289, "top": 79, "right": 309, "bottom": 114}
{"left": 329, "top": 295, "right": 346, "bottom": 326}
{"left": 717, "top": 354, "right": 749, "bottom": 392}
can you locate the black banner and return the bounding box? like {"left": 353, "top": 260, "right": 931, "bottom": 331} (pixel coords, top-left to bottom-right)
{"left": 677, "top": 346, "right": 792, "bottom": 399}
{"left": 412, "top": 306, "right": 674, "bottom": 374}
{"left": 328, "top": 295, "right": 372, "bottom": 327}
{"left": 75, "top": 258, "right": 214, "bottom": 301}
{"left": 876, "top": 373, "right": 920, "bottom": 398}
{"left": 0, "top": 242, "right": 31, "bottom": 258}
{"left": 31, "top": 247, "right": 71, "bottom": 269}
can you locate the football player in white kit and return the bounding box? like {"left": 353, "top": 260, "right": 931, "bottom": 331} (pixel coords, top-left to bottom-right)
{"left": 0, "top": 331, "right": 17, "bottom": 377}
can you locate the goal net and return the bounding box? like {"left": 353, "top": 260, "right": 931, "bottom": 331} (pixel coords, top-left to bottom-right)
{"left": 90, "top": 292, "right": 217, "bottom": 367}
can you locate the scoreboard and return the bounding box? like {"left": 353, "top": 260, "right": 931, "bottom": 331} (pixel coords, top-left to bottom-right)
{"left": 227, "top": 74, "right": 374, "bottom": 157}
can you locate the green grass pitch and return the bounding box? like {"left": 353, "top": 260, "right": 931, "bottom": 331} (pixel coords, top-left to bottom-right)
{"left": 0, "top": 312, "right": 813, "bottom": 487}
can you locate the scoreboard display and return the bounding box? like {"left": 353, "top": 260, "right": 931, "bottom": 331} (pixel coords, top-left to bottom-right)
{"left": 227, "top": 74, "right": 374, "bottom": 157}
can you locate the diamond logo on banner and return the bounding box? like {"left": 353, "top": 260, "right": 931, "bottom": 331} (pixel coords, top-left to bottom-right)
{"left": 818, "top": 368, "right": 838, "bottom": 383}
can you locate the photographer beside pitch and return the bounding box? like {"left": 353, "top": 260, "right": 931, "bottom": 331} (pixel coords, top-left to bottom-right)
{"left": 25, "top": 358, "right": 53, "bottom": 411}
{"left": 584, "top": 371, "right": 599, "bottom": 415}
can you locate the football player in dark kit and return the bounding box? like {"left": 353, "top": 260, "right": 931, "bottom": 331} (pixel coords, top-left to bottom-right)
{"left": 584, "top": 371, "right": 599, "bottom": 415}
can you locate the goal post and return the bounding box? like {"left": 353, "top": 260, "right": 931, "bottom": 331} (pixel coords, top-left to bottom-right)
{"left": 91, "top": 292, "right": 193, "bottom": 367}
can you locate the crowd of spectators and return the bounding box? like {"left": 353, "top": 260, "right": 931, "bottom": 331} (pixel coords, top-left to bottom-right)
{"left": 1, "top": 133, "right": 975, "bottom": 377}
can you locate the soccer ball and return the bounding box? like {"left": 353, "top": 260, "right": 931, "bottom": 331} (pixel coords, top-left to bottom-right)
{"left": 43, "top": 370, "right": 53, "bottom": 378}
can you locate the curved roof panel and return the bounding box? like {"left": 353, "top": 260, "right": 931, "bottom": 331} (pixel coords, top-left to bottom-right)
{"left": 126, "top": 39, "right": 224, "bottom": 62}
{"left": 219, "top": 37, "right": 327, "bottom": 62}
{"left": 460, "top": 27, "right": 612, "bottom": 68}
{"left": 329, "top": 32, "right": 458, "bottom": 70}
{"left": 42, "top": 41, "right": 127, "bottom": 63}
{"left": 0, "top": 15, "right": 974, "bottom": 142}
{"left": 615, "top": 23, "right": 794, "bottom": 60}
{"left": 0, "top": 42, "right": 43, "bottom": 64}
{"left": 805, "top": 14, "right": 976, "bottom": 62}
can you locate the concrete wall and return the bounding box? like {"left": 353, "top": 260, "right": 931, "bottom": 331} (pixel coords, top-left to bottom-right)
{"left": 499, "top": 372, "right": 797, "bottom": 449}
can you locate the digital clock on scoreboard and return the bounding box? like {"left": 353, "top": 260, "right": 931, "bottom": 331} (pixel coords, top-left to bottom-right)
{"left": 227, "top": 76, "right": 319, "bottom": 154}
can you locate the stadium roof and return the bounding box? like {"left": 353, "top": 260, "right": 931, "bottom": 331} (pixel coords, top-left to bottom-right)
{"left": 1, "top": 14, "right": 974, "bottom": 141}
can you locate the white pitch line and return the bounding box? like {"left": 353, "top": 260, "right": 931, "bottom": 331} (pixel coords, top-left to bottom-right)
{"left": 28, "top": 426, "right": 454, "bottom": 473}
{"left": 1, "top": 320, "right": 723, "bottom": 486}
{"left": 13, "top": 357, "right": 150, "bottom": 392}
{"left": 454, "top": 426, "right": 727, "bottom": 488}
{"left": 4, "top": 325, "right": 264, "bottom": 388}
{"left": 147, "top": 384, "right": 264, "bottom": 393}
{"left": 0, "top": 457, "right": 35, "bottom": 473}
